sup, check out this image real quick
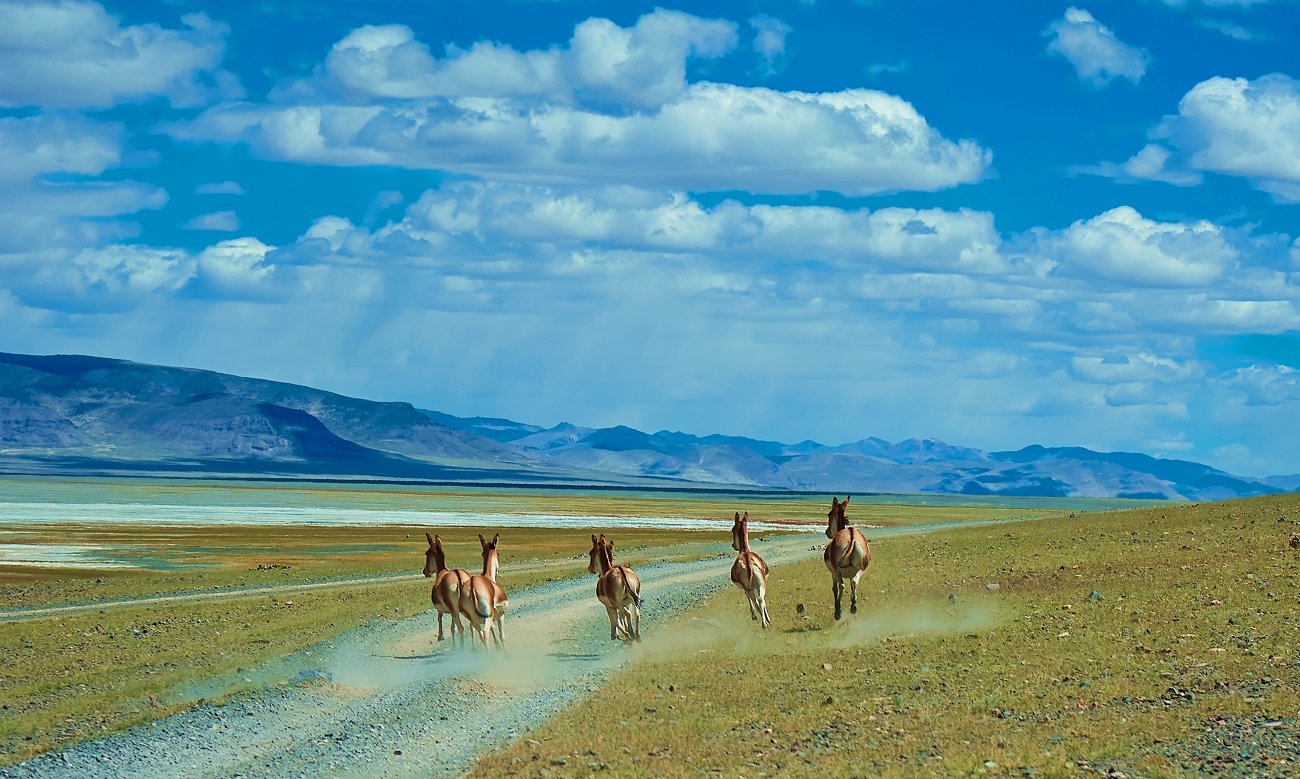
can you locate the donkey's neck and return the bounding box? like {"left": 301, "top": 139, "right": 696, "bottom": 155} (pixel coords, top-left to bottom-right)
{"left": 736, "top": 523, "right": 751, "bottom": 555}
{"left": 597, "top": 546, "right": 614, "bottom": 574}
{"left": 482, "top": 552, "right": 499, "bottom": 581}
{"left": 433, "top": 547, "right": 448, "bottom": 575}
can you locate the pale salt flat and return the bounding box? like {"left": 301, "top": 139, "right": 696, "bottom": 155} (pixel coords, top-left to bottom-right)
{"left": 0, "top": 502, "right": 812, "bottom": 532}
{"left": 0, "top": 543, "right": 133, "bottom": 568}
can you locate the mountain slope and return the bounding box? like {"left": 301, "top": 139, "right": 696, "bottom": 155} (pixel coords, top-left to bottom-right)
{"left": 0, "top": 353, "right": 521, "bottom": 478}
{"left": 0, "top": 351, "right": 1288, "bottom": 498}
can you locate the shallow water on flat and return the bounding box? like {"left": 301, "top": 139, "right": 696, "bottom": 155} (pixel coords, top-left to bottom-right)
{"left": 0, "top": 501, "right": 800, "bottom": 531}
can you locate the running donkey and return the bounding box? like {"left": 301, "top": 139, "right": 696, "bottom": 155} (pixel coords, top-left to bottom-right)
{"left": 423, "top": 533, "right": 472, "bottom": 646}
{"left": 730, "top": 512, "right": 771, "bottom": 627}
{"left": 461, "top": 533, "right": 509, "bottom": 651}
{"left": 588, "top": 533, "right": 642, "bottom": 642}
{"left": 824, "top": 496, "right": 871, "bottom": 620}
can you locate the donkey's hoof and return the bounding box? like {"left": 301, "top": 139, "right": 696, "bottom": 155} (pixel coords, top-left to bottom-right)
{"left": 834, "top": 609, "right": 842, "bottom": 621}
{"left": 850, "top": 604, "right": 858, "bottom": 614}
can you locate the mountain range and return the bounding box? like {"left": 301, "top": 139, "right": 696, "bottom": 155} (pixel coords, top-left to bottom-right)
{"left": 0, "top": 351, "right": 1291, "bottom": 501}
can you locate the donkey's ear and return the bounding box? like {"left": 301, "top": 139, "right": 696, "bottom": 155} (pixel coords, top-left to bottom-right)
{"left": 478, "top": 533, "right": 487, "bottom": 548}
{"left": 599, "top": 533, "right": 607, "bottom": 542}
{"left": 842, "top": 496, "right": 851, "bottom": 507}
{"left": 831, "top": 496, "right": 840, "bottom": 507}
{"left": 426, "top": 533, "right": 434, "bottom": 545}
{"left": 734, "top": 512, "right": 740, "bottom": 520}
{"left": 491, "top": 533, "right": 500, "bottom": 547}
{"left": 743, "top": 512, "right": 749, "bottom": 521}
{"left": 592, "top": 534, "right": 599, "bottom": 545}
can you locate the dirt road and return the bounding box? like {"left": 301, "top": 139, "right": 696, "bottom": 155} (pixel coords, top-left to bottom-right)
{"left": 2, "top": 535, "right": 823, "bottom": 779}
{"left": 2, "top": 517, "right": 1033, "bottom": 779}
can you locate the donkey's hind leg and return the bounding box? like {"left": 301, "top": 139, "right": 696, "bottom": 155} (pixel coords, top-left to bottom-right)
{"left": 849, "top": 568, "right": 865, "bottom": 615}
{"left": 831, "top": 571, "right": 844, "bottom": 621}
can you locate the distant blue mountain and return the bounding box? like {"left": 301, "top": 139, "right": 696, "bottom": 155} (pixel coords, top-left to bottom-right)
{"left": 418, "top": 409, "right": 543, "bottom": 443}
{"left": 0, "top": 351, "right": 1289, "bottom": 500}
{"left": 992, "top": 446, "right": 1271, "bottom": 498}
{"left": 422, "top": 410, "right": 1285, "bottom": 500}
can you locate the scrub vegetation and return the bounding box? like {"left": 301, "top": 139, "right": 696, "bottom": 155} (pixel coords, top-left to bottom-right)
{"left": 469, "top": 495, "right": 1300, "bottom": 778}
{"left": 0, "top": 524, "right": 729, "bottom": 766}
{"left": 0, "top": 474, "right": 1080, "bottom": 528}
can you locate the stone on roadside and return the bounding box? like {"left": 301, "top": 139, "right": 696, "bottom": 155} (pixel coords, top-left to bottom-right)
{"left": 1087, "top": 590, "right": 1104, "bottom": 602}
{"left": 984, "top": 583, "right": 999, "bottom": 591}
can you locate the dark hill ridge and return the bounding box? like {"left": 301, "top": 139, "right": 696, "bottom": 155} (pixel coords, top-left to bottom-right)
{"left": 0, "top": 352, "right": 541, "bottom": 481}
{"left": 0, "top": 351, "right": 1289, "bottom": 499}
{"left": 992, "top": 445, "right": 1269, "bottom": 498}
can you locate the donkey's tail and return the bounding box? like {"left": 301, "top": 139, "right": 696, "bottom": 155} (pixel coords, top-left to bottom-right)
{"left": 618, "top": 567, "right": 641, "bottom": 607}
{"left": 472, "top": 582, "right": 492, "bottom": 620}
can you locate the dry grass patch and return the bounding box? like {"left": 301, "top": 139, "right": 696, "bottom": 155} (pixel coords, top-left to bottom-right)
{"left": 470, "top": 496, "right": 1300, "bottom": 778}
{"left": 0, "top": 524, "right": 724, "bottom": 766}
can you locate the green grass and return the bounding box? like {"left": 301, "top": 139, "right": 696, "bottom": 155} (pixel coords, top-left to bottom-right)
{"left": 0, "top": 524, "right": 728, "bottom": 766}
{"left": 0, "top": 474, "right": 1090, "bottom": 530}
{"left": 468, "top": 495, "right": 1300, "bottom": 778}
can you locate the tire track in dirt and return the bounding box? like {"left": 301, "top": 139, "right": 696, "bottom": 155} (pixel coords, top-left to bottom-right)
{"left": 0, "top": 543, "right": 726, "bottom": 623}
{"left": 1, "top": 535, "right": 822, "bottom": 779}
{"left": 3, "top": 516, "right": 1039, "bottom": 779}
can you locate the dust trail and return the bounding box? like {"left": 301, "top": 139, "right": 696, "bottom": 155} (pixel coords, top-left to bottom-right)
{"left": 824, "top": 599, "right": 1001, "bottom": 647}
{"left": 4, "top": 516, "right": 1044, "bottom": 779}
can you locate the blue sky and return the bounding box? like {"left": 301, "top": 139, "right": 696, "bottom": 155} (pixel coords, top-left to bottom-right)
{"left": 2, "top": 0, "right": 1300, "bottom": 475}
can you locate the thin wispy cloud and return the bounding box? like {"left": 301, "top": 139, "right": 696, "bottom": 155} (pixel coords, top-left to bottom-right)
{"left": 180, "top": 210, "right": 240, "bottom": 231}
{"left": 1044, "top": 7, "right": 1151, "bottom": 88}
{"left": 195, "top": 181, "right": 245, "bottom": 195}
{"left": 749, "top": 15, "right": 792, "bottom": 75}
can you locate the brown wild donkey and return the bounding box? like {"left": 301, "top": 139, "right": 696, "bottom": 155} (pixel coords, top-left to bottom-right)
{"left": 823, "top": 496, "right": 871, "bottom": 620}
{"left": 460, "top": 533, "right": 508, "bottom": 651}
{"left": 588, "top": 534, "right": 642, "bottom": 642}
{"left": 730, "top": 512, "right": 771, "bottom": 628}
{"left": 423, "top": 533, "right": 472, "bottom": 646}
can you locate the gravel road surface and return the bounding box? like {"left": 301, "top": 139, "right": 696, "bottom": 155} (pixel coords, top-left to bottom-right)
{"left": 2, "top": 534, "right": 823, "bottom": 779}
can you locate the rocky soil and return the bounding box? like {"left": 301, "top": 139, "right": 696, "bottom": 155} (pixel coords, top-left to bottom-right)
{"left": 2, "top": 536, "right": 820, "bottom": 779}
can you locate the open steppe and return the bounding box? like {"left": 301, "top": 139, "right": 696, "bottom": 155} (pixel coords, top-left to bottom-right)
{"left": 5, "top": 477, "right": 1295, "bottom": 777}
{"left": 470, "top": 494, "right": 1300, "bottom": 778}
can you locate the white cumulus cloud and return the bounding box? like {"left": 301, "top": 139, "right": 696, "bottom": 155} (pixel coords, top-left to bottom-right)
{"left": 1071, "top": 352, "right": 1197, "bottom": 383}
{"left": 164, "top": 11, "right": 991, "bottom": 197}
{"left": 1044, "top": 8, "right": 1150, "bottom": 88}
{"left": 304, "top": 9, "right": 736, "bottom": 109}
{"left": 1221, "top": 364, "right": 1300, "bottom": 405}
{"left": 196, "top": 237, "right": 275, "bottom": 289}
{"left": 168, "top": 84, "right": 990, "bottom": 196}
{"left": 1072, "top": 143, "right": 1204, "bottom": 186}
{"left": 391, "top": 182, "right": 1004, "bottom": 271}
{"left": 0, "top": 1, "right": 242, "bottom": 109}
{"left": 70, "top": 245, "right": 195, "bottom": 294}
{"left": 1033, "top": 206, "right": 1236, "bottom": 287}
{"left": 0, "top": 111, "right": 123, "bottom": 183}
{"left": 0, "top": 113, "right": 167, "bottom": 257}
{"left": 1150, "top": 74, "right": 1300, "bottom": 202}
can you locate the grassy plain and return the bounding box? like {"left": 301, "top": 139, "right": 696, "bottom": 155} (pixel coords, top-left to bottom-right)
{"left": 0, "top": 474, "right": 1113, "bottom": 527}
{"left": 0, "top": 524, "right": 731, "bottom": 766}
{"left": 469, "top": 496, "right": 1300, "bottom": 778}
{"left": 0, "top": 477, "right": 1108, "bottom": 769}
